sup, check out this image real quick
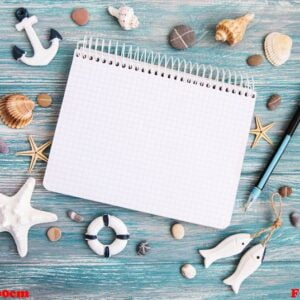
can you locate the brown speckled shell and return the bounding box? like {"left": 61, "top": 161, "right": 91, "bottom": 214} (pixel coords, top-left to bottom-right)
{"left": 215, "top": 13, "right": 254, "bottom": 46}
{"left": 0, "top": 94, "right": 34, "bottom": 129}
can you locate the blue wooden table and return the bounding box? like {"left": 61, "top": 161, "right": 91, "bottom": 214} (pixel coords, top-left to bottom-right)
{"left": 0, "top": 0, "right": 299, "bottom": 299}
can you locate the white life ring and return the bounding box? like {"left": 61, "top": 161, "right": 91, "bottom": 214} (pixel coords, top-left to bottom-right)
{"left": 85, "top": 214, "right": 130, "bottom": 257}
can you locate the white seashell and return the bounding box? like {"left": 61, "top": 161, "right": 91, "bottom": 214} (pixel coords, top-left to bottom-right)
{"left": 264, "top": 32, "right": 292, "bottom": 66}
{"left": 108, "top": 6, "right": 139, "bottom": 30}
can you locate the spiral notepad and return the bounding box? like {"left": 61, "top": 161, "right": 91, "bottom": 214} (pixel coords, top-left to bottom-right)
{"left": 44, "top": 37, "right": 256, "bottom": 229}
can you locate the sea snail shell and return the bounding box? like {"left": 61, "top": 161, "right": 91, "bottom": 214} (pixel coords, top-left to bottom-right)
{"left": 108, "top": 6, "right": 139, "bottom": 30}
{"left": 215, "top": 13, "right": 254, "bottom": 46}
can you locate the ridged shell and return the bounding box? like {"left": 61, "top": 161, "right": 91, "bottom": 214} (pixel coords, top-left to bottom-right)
{"left": 264, "top": 32, "right": 292, "bottom": 66}
{"left": 0, "top": 94, "right": 34, "bottom": 129}
{"left": 215, "top": 13, "right": 254, "bottom": 46}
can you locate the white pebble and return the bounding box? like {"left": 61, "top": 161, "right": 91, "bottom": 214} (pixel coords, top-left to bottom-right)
{"left": 171, "top": 223, "right": 185, "bottom": 240}
{"left": 181, "top": 264, "right": 196, "bottom": 279}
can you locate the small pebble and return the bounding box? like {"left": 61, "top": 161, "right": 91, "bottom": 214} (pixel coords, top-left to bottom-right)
{"left": 0, "top": 138, "right": 9, "bottom": 154}
{"left": 278, "top": 186, "right": 293, "bottom": 198}
{"left": 136, "top": 241, "right": 151, "bottom": 255}
{"left": 169, "top": 25, "right": 196, "bottom": 50}
{"left": 47, "top": 227, "right": 62, "bottom": 242}
{"left": 37, "top": 93, "right": 52, "bottom": 108}
{"left": 290, "top": 212, "right": 300, "bottom": 227}
{"left": 67, "top": 210, "right": 84, "bottom": 222}
{"left": 181, "top": 264, "right": 196, "bottom": 279}
{"left": 267, "top": 94, "right": 281, "bottom": 111}
{"left": 247, "top": 54, "right": 264, "bottom": 66}
{"left": 71, "top": 8, "right": 89, "bottom": 26}
{"left": 171, "top": 223, "right": 185, "bottom": 240}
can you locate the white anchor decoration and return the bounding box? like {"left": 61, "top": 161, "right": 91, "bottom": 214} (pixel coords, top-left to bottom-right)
{"left": 12, "top": 8, "right": 62, "bottom": 66}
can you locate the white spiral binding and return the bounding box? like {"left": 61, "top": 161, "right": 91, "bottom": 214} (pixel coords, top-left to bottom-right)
{"left": 75, "top": 36, "right": 256, "bottom": 99}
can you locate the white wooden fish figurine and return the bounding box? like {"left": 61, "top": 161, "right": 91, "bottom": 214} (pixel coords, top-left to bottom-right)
{"left": 199, "top": 233, "right": 252, "bottom": 268}
{"left": 223, "top": 243, "right": 266, "bottom": 294}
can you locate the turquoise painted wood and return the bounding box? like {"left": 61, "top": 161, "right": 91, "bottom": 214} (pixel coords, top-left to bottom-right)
{"left": 0, "top": 0, "right": 299, "bottom": 299}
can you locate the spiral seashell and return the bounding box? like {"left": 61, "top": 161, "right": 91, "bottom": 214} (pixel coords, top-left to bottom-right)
{"left": 215, "top": 13, "right": 254, "bottom": 46}
{"left": 0, "top": 94, "right": 34, "bottom": 129}
{"left": 264, "top": 32, "right": 292, "bottom": 67}
{"left": 108, "top": 6, "right": 139, "bottom": 30}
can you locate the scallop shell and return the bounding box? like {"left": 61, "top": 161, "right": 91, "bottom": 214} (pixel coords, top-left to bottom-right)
{"left": 215, "top": 13, "right": 254, "bottom": 46}
{"left": 0, "top": 94, "right": 34, "bottom": 129}
{"left": 264, "top": 32, "right": 292, "bottom": 66}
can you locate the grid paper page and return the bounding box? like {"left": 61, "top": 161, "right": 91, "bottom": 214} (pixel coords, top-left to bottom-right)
{"left": 44, "top": 50, "right": 255, "bottom": 229}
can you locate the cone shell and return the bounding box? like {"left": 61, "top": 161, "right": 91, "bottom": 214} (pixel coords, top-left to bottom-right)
{"left": 264, "top": 32, "right": 292, "bottom": 66}
{"left": 0, "top": 94, "right": 34, "bottom": 129}
{"left": 215, "top": 13, "right": 254, "bottom": 46}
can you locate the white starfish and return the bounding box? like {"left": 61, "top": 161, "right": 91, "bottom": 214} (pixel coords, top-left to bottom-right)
{"left": 0, "top": 178, "right": 57, "bottom": 257}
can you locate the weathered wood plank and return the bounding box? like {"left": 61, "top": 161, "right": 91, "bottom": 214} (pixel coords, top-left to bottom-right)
{"left": 0, "top": 263, "right": 299, "bottom": 299}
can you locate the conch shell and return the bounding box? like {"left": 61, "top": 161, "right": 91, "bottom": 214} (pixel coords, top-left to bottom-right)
{"left": 108, "top": 6, "right": 139, "bottom": 30}
{"left": 264, "top": 32, "right": 292, "bottom": 66}
{"left": 215, "top": 13, "right": 254, "bottom": 46}
{"left": 0, "top": 94, "right": 34, "bottom": 129}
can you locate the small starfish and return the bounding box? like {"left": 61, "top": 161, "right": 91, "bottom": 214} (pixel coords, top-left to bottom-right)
{"left": 16, "top": 136, "right": 52, "bottom": 173}
{"left": 250, "top": 116, "right": 274, "bottom": 148}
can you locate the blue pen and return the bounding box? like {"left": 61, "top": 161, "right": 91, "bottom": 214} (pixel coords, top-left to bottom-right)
{"left": 245, "top": 106, "right": 300, "bottom": 211}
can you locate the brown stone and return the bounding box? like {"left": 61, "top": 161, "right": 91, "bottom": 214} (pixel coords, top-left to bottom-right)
{"left": 47, "top": 227, "right": 62, "bottom": 242}
{"left": 246, "top": 54, "right": 264, "bottom": 66}
{"left": 37, "top": 93, "right": 52, "bottom": 107}
{"left": 278, "top": 186, "right": 292, "bottom": 197}
{"left": 71, "top": 8, "right": 89, "bottom": 26}
{"left": 169, "top": 25, "right": 196, "bottom": 50}
{"left": 267, "top": 94, "right": 281, "bottom": 111}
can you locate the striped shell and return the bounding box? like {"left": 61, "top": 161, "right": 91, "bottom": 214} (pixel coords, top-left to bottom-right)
{"left": 215, "top": 13, "right": 254, "bottom": 46}
{"left": 264, "top": 32, "right": 292, "bottom": 66}
{"left": 0, "top": 94, "right": 35, "bottom": 129}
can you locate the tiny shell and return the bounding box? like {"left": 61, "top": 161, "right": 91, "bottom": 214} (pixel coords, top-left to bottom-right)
{"left": 290, "top": 212, "right": 300, "bottom": 227}
{"left": 0, "top": 94, "right": 34, "bottom": 129}
{"left": 47, "top": 227, "right": 62, "bottom": 242}
{"left": 181, "top": 264, "right": 196, "bottom": 279}
{"left": 171, "top": 223, "right": 185, "bottom": 240}
{"left": 136, "top": 241, "right": 151, "bottom": 255}
{"left": 264, "top": 32, "right": 292, "bottom": 66}
{"left": 67, "top": 210, "right": 84, "bottom": 222}
{"left": 0, "top": 138, "right": 9, "bottom": 154}
{"left": 215, "top": 13, "right": 254, "bottom": 46}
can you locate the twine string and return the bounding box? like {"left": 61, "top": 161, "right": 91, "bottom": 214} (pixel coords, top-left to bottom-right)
{"left": 250, "top": 193, "right": 282, "bottom": 247}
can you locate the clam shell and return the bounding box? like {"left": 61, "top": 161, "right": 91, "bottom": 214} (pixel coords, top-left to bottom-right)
{"left": 264, "top": 32, "right": 292, "bottom": 66}
{"left": 0, "top": 94, "right": 34, "bottom": 129}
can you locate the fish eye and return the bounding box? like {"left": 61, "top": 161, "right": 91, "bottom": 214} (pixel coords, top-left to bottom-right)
{"left": 242, "top": 242, "right": 245, "bottom": 245}
{"left": 256, "top": 256, "right": 260, "bottom": 259}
